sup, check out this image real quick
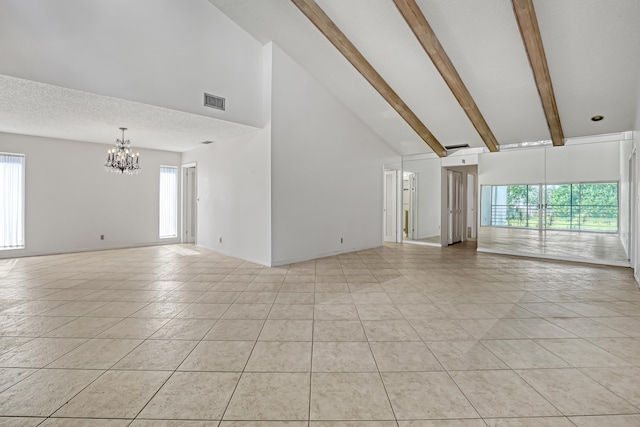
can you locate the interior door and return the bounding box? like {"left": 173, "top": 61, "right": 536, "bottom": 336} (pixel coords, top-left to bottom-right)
{"left": 185, "top": 166, "right": 196, "bottom": 243}
{"left": 384, "top": 170, "right": 397, "bottom": 242}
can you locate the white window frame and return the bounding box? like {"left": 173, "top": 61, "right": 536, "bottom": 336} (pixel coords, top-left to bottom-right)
{"left": 0, "top": 152, "right": 25, "bottom": 250}
{"left": 159, "top": 165, "right": 178, "bottom": 239}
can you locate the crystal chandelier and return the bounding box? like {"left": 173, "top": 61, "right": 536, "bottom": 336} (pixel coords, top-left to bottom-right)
{"left": 104, "top": 127, "right": 141, "bottom": 175}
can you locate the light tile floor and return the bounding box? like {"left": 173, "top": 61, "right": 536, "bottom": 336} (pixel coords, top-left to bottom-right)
{"left": 0, "top": 243, "right": 640, "bottom": 426}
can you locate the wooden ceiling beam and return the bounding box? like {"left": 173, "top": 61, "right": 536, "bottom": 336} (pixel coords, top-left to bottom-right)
{"left": 291, "top": 0, "right": 447, "bottom": 157}
{"left": 393, "top": 0, "right": 499, "bottom": 152}
{"left": 512, "top": 0, "right": 565, "bottom": 146}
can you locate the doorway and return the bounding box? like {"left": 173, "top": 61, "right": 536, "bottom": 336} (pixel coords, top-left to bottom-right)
{"left": 183, "top": 164, "right": 197, "bottom": 244}
{"left": 447, "top": 170, "right": 464, "bottom": 244}
{"left": 467, "top": 173, "right": 477, "bottom": 239}
{"left": 403, "top": 172, "right": 417, "bottom": 240}
{"left": 443, "top": 165, "right": 478, "bottom": 246}
{"left": 383, "top": 170, "right": 400, "bottom": 242}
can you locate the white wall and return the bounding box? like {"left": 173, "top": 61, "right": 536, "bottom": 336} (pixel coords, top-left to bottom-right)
{"left": 478, "top": 148, "right": 546, "bottom": 185}
{"left": 181, "top": 44, "right": 273, "bottom": 266}
{"left": 479, "top": 139, "right": 621, "bottom": 186}
{"left": 181, "top": 129, "right": 272, "bottom": 266}
{"left": 0, "top": 0, "right": 265, "bottom": 127}
{"left": 269, "top": 45, "right": 399, "bottom": 265}
{"left": 0, "top": 132, "right": 181, "bottom": 258}
{"left": 546, "top": 141, "right": 620, "bottom": 183}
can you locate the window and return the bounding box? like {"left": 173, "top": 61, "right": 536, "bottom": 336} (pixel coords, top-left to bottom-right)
{"left": 159, "top": 166, "right": 178, "bottom": 238}
{"left": 481, "top": 182, "right": 618, "bottom": 233}
{"left": 545, "top": 183, "right": 618, "bottom": 232}
{"left": 481, "top": 185, "right": 540, "bottom": 228}
{"left": 0, "top": 153, "right": 25, "bottom": 249}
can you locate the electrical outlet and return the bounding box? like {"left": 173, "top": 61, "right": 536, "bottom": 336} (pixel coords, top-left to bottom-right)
{"left": 100, "top": 235, "right": 104, "bottom": 240}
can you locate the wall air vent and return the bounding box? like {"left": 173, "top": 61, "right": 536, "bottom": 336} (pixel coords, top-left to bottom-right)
{"left": 445, "top": 143, "right": 470, "bottom": 151}
{"left": 204, "top": 93, "right": 225, "bottom": 111}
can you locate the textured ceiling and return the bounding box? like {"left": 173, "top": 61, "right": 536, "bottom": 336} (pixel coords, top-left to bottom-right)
{"left": 211, "top": 0, "right": 640, "bottom": 155}
{"left": 0, "top": 0, "right": 265, "bottom": 128}
{"left": 0, "top": 75, "right": 258, "bottom": 152}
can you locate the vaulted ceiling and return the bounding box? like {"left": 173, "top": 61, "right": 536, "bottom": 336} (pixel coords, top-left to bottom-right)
{"left": 0, "top": 0, "right": 639, "bottom": 155}
{"left": 211, "top": 0, "right": 640, "bottom": 155}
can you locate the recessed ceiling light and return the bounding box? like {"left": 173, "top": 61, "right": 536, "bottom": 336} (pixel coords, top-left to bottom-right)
{"left": 591, "top": 115, "right": 604, "bottom": 122}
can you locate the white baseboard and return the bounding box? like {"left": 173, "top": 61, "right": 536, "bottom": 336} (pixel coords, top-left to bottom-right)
{"left": 0, "top": 239, "right": 181, "bottom": 260}
{"left": 269, "top": 243, "right": 384, "bottom": 267}
{"left": 195, "top": 244, "right": 271, "bottom": 267}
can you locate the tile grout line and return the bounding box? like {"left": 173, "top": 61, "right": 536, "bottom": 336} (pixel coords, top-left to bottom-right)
{"left": 129, "top": 263, "right": 242, "bottom": 423}
{"left": 308, "top": 260, "right": 316, "bottom": 427}
{"left": 385, "top": 270, "right": 487, "bottom": 422}
{"left": 352, "top": 253, "right": 401, "bottom": 427}
{"left": 216, "top": 261, "right": 288, "bottom": 423}
{"left": 2, "top": 244, "right": 640, "bottom": 423}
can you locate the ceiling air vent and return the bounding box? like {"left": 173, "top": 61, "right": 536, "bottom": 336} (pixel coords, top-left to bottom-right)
{"left": 204, "top": 93, "right": 225, "bottom": 111}
{"left": 445, "top": 143, "right": 470, "bottom": 151}
{"left": 201, "top": 140, "right": 214, "bottom": 145}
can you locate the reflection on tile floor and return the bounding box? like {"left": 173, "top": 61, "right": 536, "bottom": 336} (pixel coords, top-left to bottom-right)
{"left": 478, "top": 227, "right": 629, "bottom": 266}
{"left": 0, "top": 243, "right": 640, "bottom": 425}
{"left": 412, "top": 236, "right": 441, "bottom": 245}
